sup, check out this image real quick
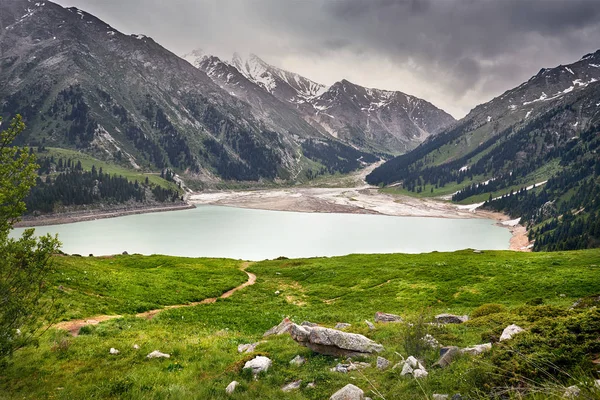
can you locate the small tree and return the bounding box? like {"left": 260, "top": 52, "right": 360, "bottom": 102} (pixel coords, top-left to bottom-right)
{"left": 0, "top": 115, "right": 61, "bottom": 363}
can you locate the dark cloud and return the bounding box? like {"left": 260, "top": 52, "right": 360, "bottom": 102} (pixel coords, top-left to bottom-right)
{"left": 52, "top": 0, "right": 600, "bottom": 117}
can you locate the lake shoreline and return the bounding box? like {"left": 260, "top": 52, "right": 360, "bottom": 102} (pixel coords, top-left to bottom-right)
{"left": 14, "top": 203, "right": 195, "bottom": 228}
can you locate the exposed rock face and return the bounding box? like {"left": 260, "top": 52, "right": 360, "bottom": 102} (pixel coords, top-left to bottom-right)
{"left": 461, "top": 343, "right": 492, "bottom": 355}
{"left": 374, "top": 312, "right": 403, "bottom": 323}
{"left": 225, "top": 381, "right": 239, "bottom": 394}
{"left": 263, "top": 318, "right": 293, "bottom": 337}
{"left": 289, "top": 323, "right": 384, "bottom": 357}
{"left": 500, "top": 324, "right": 525, "bottom": 341}
{"left": 281, "top": 380, "right": 302, "bottom": 392}
{"left": 243, "top": 356, "right": 272, "bottom": 377}
{"left": 376, "top": 356, "right": 391, "bottom": 370}
{"left": 435, "top": 314, "right": 469, "bottom": 324}
{"left": 146, "top": 350, "right": 170, "bottom": 359}
{"left": 330, "top": 384, "right": 365, "bottom": 400}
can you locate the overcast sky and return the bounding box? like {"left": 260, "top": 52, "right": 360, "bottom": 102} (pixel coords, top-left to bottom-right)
{"left": 53, "top": 0, "right": 600, "bottom": 118}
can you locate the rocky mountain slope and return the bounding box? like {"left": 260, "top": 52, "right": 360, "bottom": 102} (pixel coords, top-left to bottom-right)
{"left": 367, "top": 50, "right": 600, "bottom": 251}
{"left": 184, "top": 51, "right": 455, "bottom": 155}
{"left": 0, "top": 0, "right": 376, "bottom": 183}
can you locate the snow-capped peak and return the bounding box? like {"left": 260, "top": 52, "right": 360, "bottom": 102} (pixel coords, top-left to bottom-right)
{"left": 182, "top": 48, "right": 207, "bottom": 68}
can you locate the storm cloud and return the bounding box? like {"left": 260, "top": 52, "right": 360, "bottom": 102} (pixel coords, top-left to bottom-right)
{"left": 53, "top": 0, "right": 600, "bottom": 118}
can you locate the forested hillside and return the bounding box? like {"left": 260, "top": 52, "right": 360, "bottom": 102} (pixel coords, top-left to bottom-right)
{"left": 367, "top": 51, "right": 600, "bottom": 251}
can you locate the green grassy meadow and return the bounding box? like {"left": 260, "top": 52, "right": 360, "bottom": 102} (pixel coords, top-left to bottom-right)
{"left": 2, "top": 250, "right": 600, "bottom": 399}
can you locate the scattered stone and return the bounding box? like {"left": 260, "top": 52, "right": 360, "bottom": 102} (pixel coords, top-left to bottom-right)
{"left": 499, "top": 324, "right": 525, "bottom": 341}
{"left": 374, "top": 312, "right": 403, "bottom": 323}
{"left": 595, "top": 379, "right": 600, "bottom": 389}
{"left": 376, "top": 356, "right": 390, "bottom": 370}
{"left": 563, "top": 385, "right": 580, "bottom": 398}
{"left": 400, "top": 362, "right": 413, "bottom": 376}
{"left": 263, "top": 318, "right": 293, "bottom": 337}
{"left": 301, "top": 321, "right": 318, "bottom": 327}
{"left": 433, "top": 395, "right": 449, "bottom": 400}
{"left": 290, "top": 355, "right": 306, "bottom": 366}
{"left": 307, "top": 382, "right": 316, "bottom": 388}
{"left": 335, "top": 323, "right": 352, "bottom": 330}
{"left": 452, "top": 395, "right": 463, "bottom": 400}
{"left": 289, "top": 323, "right": 384, "bottom": 357}
{"left": 423, "top": 334, "right": 440, "bottom": 348}
{"left": 461, "top": 343, "right": 492, "bottom": 355}
{"left": 133, "top": 344, "right": 140, "bottom": 350}
{"left": 413, "top": 368, "right": 428, "bottom": 378}
{"left": 147, "top": 350, "right": 170, "bottom": 359}
{"left": 109, "top": 348, "right": 120, "bottom": 355}
{"left": 405, "top": 356, "right": 425, "bottom": 369}
{"left": 15, "top": 329, "right": 21, "bottom": 336}
{"left": 433, "top": 346, "right": 460, "bottom": 368}
{"left": 275, "top": 290, "right": 281, "bottom": 295}
{"left": 237, "top": 341, "right": 263, "bottom": 353}
{"left": 282, "top": 380, "right": 302, "bottom": 392}
{"left": 365, "top": 320, "right": 375, "bottom": 330}
{"left": 243, "top": 356, "right": 272, "bottom": 377}
{"left": 435, "top": 313, "right": 469, "bottom": 324}
{"left": 473, "top": 250, "right": 482, "bottom": 254}
{"left": 225, "top": 381, "right": 239, "bottom": 395}
{"left": 331, "top": 364, "right": 350, "bottom": 373}
{"left": 330, "top": 384, "right": 364, "bottom": 400}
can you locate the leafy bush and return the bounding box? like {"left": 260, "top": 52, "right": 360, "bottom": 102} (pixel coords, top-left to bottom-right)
{"left": 471, "top": 303, "right": 507, "bottom": 319}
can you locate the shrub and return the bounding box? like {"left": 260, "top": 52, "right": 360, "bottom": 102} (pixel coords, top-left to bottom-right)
{"left": 471, "top": 303, "right": 506, "bottom": 319}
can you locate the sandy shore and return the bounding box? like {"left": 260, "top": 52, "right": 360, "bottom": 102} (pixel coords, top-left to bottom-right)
{"left": 15, "top": 203, "right": 195, "bottom": 228}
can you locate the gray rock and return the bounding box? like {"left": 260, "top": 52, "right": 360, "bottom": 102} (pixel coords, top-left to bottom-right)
{"left": 289, "top": 323, "right": 384, "bottom": 357}
{"left": 263, "top": 318, "right": 293, "bottom": 337}
{"left": 413, "top": 368, "right": 428, "bottom": 378}
{"left": 238, "top": 341, "right": 263, "bottom": 353}
{"left": 335, "top": 323, "right": 352, "bottom": 330}
{"left": 423, "top": 334, "right": 440, "bottom": 348}
{"left": 452, "top": 395, "right": 463, "bottom": 400}
{"left": 331, "top": 363, "right": 349, "bottom": 373}
{"left": 282, "top": 380, "right": 302, "bottom": 392}
{"left": 435, "top": 314, "right": 469, "bottom": 324}
{"left": 433, "top": 395, "right": 449, "bottom": 400}
{"left": 400, "top": 362, "right": 413, "bottom": 376}
{"left": 374, "top": 312, "right": 403, "bottom": 323}
{"left": 109, "top": 348, "right": 120, "bottom": 355}
{"left": 330, "top": 384, "right": 364, "bottom": 400}
{"left": 461, "top": 343, "right": 492, "bottom": 355}
{"left": 243, "top": 356, "right": 272, "bottom": 376}
{"left": 301, "top": 321, "right": 318, "bottom": 327}
{"left": 146, "top": 350, "right": 170, "bottom": 359}
{"left": 290, "top": 355, "right": 306, "bottom": 366}
{"left": 307, "top": 382, "right": 316, "bottom": 388}
{"left": 499, "top": 324, "right": 525, "bottom": 341}
{"left": 225, "top": 381, "right": 239, "bottom": 395}
{"left": 563, "top": 385, "right": 580, "bottom": 398}
{"left": 376, "top": 356, "right": 390, "bottom": 370}
{"left": 433, "top": 346, "right": 460, "bottom": 368}
{"left": 365, "top": 320, "right": 375, "bottom": 330}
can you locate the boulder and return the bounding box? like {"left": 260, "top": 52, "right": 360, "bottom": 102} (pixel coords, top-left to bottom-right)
{"left": 461, "top": 343, "right": 492, "bottom": 355}
{"left": 243, "top": 356, "right": 272, "bottom": 376}
{"left": 335, "top": 323, "right": 352, "bottom": 330}
{"left": 433, "top": 346, "right": 460, "bottom": 368}
{"left": 282, "top": 380, "right": 302, "bottom": 392}
{"left": 225, "top": 381, "right": 239, "bottom": 395}
{"left": 433, "top": 395, "right": 449, "bottom": 400}
{"left": 374, "top": 312, "right": 403, "bottom": 323}
{"left": 499, "top": 324, "right": 524, "bottom": 341}
{"left": 147, "top": 350, "right": 170, "bottom": 359}
{"left": 238, "top": 341, "right": 263, "bottom": 353}
{"left": 289, "top": 323, "right": 384, "bottom": 357}
{"left": 365, "top": 320, "right": 375, "bottom": 330}
{"left": 376, "top": 356, "right": 390, "bottom": 370}
{"left": 435, "top": 314, "right": 468, "bottom": 324}
{"left": 263, "top": 318, "right": 293, "bottom": 337}
{"left": 290, "top": 355, "right": 306, "bottom": 366}
{"left": 330, "top": 384, "right": 364, "bottom": 400}
{"left": 399, "top": 356, "right": 428, "bottom": 378}
{"left": 109, "top": 348, "right": 120, "bottom": 355}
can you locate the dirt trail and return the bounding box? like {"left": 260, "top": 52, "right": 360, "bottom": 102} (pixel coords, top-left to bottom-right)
{"left": 54, "top": 262, "right": 256, "bottom": 336}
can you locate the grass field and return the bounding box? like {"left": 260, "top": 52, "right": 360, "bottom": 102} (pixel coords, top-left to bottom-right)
{"left": 2, "top": 250, "right": 600, "bottom": 399}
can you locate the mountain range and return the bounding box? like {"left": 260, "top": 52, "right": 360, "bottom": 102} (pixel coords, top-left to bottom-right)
{"left": 0, "top": 0, "right": 453, "bottom": 184}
